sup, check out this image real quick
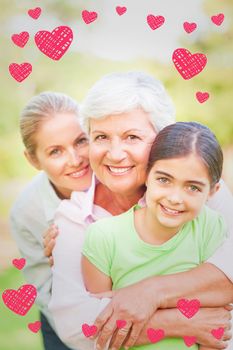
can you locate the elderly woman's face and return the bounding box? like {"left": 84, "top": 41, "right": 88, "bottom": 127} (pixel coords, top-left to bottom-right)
{"left": 89, "top": 108, "right": 157, "bottom": 196}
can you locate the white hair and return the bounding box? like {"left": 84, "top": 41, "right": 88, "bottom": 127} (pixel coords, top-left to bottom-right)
{"left": 80, "top": 71, "right": 176, "bottom": 133}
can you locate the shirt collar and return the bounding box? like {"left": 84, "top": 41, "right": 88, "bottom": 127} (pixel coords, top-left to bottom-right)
{"left": 40, "top": 172, "right": 61, "bottom": 223}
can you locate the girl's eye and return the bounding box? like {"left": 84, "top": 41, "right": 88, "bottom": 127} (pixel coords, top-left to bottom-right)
{"left": 157, "top": 177, "right": 170, "bottom": 184}
{"left": 188, "top": 184, "right": 200, "bottom": 192}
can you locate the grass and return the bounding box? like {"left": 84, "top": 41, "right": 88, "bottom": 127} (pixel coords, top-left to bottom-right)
{"left": 0, "top": 267, "right": 43, "bottom": 350}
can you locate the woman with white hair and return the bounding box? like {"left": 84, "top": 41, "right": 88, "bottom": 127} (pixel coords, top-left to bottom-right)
{"left": 48, "top": 72, "right": 233, "bottom": 350}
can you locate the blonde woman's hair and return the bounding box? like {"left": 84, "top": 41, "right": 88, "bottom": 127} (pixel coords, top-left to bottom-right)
{"left": 20, "top": 91, "right": 79, "bottom": 155}
{"left": 80, "top": 71, "right": 176, "bottom": 133}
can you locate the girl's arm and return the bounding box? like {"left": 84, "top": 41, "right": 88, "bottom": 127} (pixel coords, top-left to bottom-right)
{"left": 81, "top": 255, "right": 112, "bottom": 293}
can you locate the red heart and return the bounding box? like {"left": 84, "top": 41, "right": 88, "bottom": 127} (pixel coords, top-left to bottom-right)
{"left": 211, "top": 13, "right": 224, "bottom": 26}
{"left": 211, "top": 327, "right": 224, "bottom": 340}
{"left": 28, "top": 7, "right": 41, "bottom": 19}
{"left": 9, "top": 63, "right": 32, "bottom": 82}
{"left": 82, "top": 323, "right": 98, "bottom": 337}
{"left": 196, "top": 91, "right": 209, "bottom": 103}
{"left": 147, "top": 328, "right": 165, "bottom": 343}
{"left": 116, "top": 6, "right": 127, "bottom": 16}
{"left": 147, "top": 15, "right": 165, "bottom": 30}
{"left": 28, "top": 321, "right": 41, "bottom": 333}
{"left": 172, "top": 48, "right": 207, "bottom": 80}
{"left": 183, "top": 336, "right": 197, "bottom": 347}
{"left": 12, "top": 258, "right": 26, "bottom": 270}
{"left": 11, "top": 32, "right": 29, "bottom": 48}
{"left": 34, "top": 26, "right": 73, "bottom": 61}
{"left": 82, "top": 10, "right": 98, "bottom": 24}
{"left": 177, "top": 298, "right": 200, "bottom": 319}
{"left": 2, "top": 284, "right": 37, "bottom": 315}
{"left": 116, "top": 319, "right": 127, "bottom": 329}
{"left": 183, "top": 22, "right": 197, "bottom": 33}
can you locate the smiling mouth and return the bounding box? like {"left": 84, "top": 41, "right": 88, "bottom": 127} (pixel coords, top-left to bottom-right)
{"left": 160, "top": 203, "right": 185, "bottom": 216}
{"left": 107, "top": 166, "right": 134, "bottom": 175}
{"left": 67, "top": 165, "right": 89, "bottom": 178}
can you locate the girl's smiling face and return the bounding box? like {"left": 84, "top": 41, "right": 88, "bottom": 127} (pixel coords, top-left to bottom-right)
{"left": 26, "top": 112, "right": 92, "bottom": 198}
{"left": 145, "top": 153, "right": 219, "bottom": 235}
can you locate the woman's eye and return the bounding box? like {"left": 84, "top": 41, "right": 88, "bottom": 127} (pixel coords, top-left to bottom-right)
{"left": 127, "top": 135, "right": 139, "bottom": 141}
{"left": 50, "top": 149, "right": 61, "bottom": 156}
{"left": 77, "top": 137, "right": 89, "bottom": 145}
{"left": 157, "top": 177, "right": 169, "bottom": 184}
{"left": 94, "top": 135, "right": 106, "bottom": 141}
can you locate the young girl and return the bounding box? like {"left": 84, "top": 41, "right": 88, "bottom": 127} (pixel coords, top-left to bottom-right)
{"left": 10, "top": 91, "right": 92, "bottom": 350}
{"left": 82, "top": 121, "right": 227, "bottom": 350}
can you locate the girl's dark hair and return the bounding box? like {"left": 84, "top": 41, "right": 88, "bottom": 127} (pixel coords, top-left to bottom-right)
{"left": 147, "top": 122, "right": 223, "bottom": 187}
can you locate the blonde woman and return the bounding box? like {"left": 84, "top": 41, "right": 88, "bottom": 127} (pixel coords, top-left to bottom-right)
{"left": 10, "top": 92, "right": 92, "bottom": 350}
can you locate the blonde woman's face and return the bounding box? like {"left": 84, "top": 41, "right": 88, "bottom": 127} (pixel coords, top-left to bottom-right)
{"left": 28, "top": 112, "right": 92, "bottom": 198}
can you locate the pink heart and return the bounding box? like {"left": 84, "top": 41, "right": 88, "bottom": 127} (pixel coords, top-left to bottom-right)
{"left": 172, "top": 48, "right": 207, "bottom": 80}
{"left": 12, "top": 258, "right": 26, "bottom": 270}
{"left": 116, "top": 6, "right": 127, "bottom": 16}
{"left": 82, "top": 10, "right": 98, "bottom": 24}
{"left": 147, "top": 328, "right": 165, "bottom": 343}
{"left": 177, "top": 298, "right": 200, "bottom": 319}
{"left": 116, "top": 319, "right": 127, "bottom": 329}
{"left": 196, "top": 91, "right": 209, "bottom": 103}
{"left": 2, "top": 284, "right": 37, "bottom": 315}
{"left": 211, "top": 327, "right": 224, "bottom": 340}
{"left": 9, "top": 63, "right": 32, "bottom": 82}
{"left": 211, "top": 13, "right": 224, "bottom": 26}
{"left": 82, "top": 323, "right": 98, "bottom": 337}
{"left": 11, "top": 32, "right": 29, "bottom": 48}
{"left": 147, "top": 15, "right": 165, "bottom": 30}
{"left": 28, "top": 321, "right": 41, "bottom": 333}
{"left": 34, "top": 26, "right": 73, "bottom": 61}
{"left": 183, "top": 336, "right": 197, "bottom": 347}
{"left": 183, "top": 22, "right": 197, "bottom": 33}
{"left": 28, "top": 7, "right": 41, "bottom": 19}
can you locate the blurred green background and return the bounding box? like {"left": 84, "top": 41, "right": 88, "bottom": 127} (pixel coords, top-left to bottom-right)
{"left": 0, "top": 0, "right": 232, "bottom": 349}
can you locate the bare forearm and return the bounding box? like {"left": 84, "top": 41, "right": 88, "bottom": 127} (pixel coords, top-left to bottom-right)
{"left": 149, "top": 263, "right": 233, "bottom": 308}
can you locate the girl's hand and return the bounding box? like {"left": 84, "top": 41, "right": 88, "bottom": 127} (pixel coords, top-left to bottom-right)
{"left": 43, "top": 224, "right": 59, "bottom": 265}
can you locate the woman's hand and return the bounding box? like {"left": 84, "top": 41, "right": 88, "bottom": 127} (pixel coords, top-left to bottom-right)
{"left": 43, "top": 224, "right": 59, "bottom": 265}
{"left": 186, "top": 306, "right": 232, "bottom": 349}
{"left": 91, "top": 278, "right": 164, "bottom": 350}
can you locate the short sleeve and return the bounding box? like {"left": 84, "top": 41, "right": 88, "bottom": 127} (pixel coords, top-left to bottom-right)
{"left": 201, "top": 209, "right": 227, "bottom": 262}
{"left": 82, "top": 222, "right": 114, "bottom": 277}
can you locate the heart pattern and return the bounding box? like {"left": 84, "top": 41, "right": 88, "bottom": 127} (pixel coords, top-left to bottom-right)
{"left": 2, "top": 284, "right": 37, "bottom": 315}
{"left": 116, "top": 6, "right": 127, "bottom": 16}
{"left": 116, "top": 319, "right": 127, "bottom": 329}
{"left": 147, "top": 15, "right": 165, "bottom": 30}
{"left": 12, "top": 258, "right": 26, "bottom": 270}
{"left": 211, "top": 327, "right": 224, "bottom": 340}
{"left": 28, "top": 321, "right": 41, "bottom": 333}
{"left": 177, "top": 298, "right": 200, "bottom": 318}
{"left": 196, "top": 91, "right": 209, "bottom": 103}
{"left": 211, "top": 13, "right": 224, "bottom": 26}
{"left": 82, "top": 323, "right": 98, "bottom": 337}
{"left": 183, "top": 336, "right": 197, "bottom": 347}
{"left": 147, "top": 328, "right": 165, "bottom": 343}
{"left": 11, "top": 32, "right": 29, "bottom": 48}
{"left": 172, "top": 48, "right": 207, "bottom": 80}
{"left": 28, "top": 7, "right": 41, "bottom": 19}
{"left": 9, "top": 63, "right": 32, "bottom": 82}
{"left": 82, "top": 10, "right": 98, "bottom": 24}
{"left": 183, "top": 22, "right": 197, "bottom": 33}
{"left": 34, "top": 26, "right": 73, "bottom": 61}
